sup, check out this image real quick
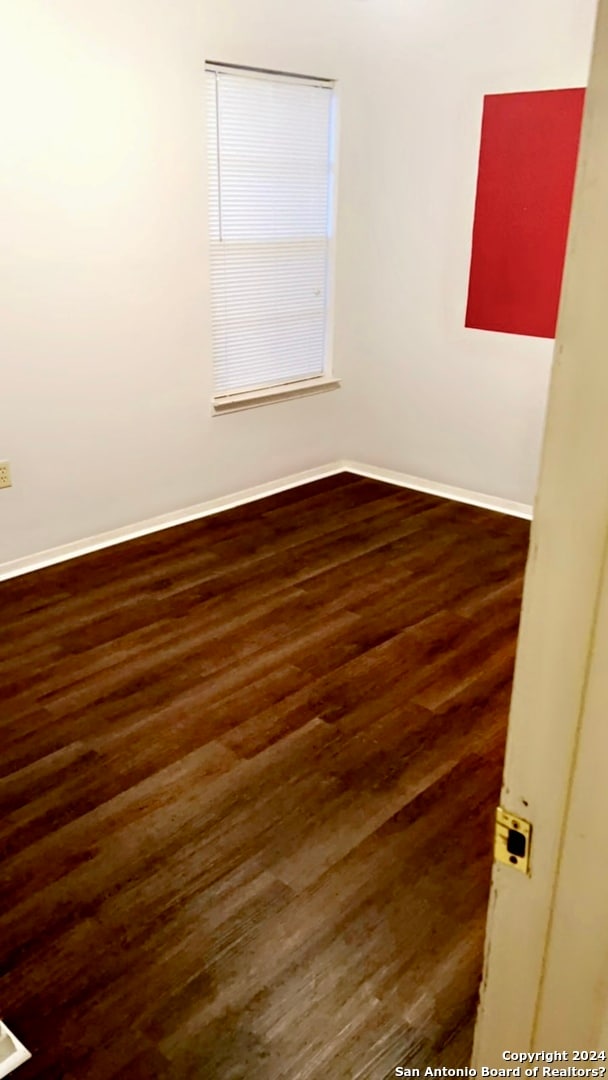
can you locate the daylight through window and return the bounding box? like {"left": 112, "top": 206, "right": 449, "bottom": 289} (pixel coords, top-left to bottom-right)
{"left": 206, "top": 63, "right": 337, "bottom": 404}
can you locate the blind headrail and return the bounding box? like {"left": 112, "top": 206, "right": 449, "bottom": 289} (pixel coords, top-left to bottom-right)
{"left": 205, "top": 60, "right": 335, "bottom": 89}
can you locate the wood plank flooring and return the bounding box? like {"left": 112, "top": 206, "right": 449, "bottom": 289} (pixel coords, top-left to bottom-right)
{"left": 0, "top": 473, "right": 530, "bottom": 1079}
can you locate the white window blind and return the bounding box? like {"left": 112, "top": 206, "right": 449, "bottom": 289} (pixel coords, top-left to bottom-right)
{"left": 206, "top": 64, "right": 336, "bottom": 398}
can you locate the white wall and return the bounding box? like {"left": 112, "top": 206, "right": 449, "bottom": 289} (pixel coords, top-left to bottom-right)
{"left": 0, "top": 0, "right": 368, "bottom": 565}
{"left": 0, "top": 0, "right": 598, "bottom": 566}
{"left": 342, "top": 0, "right": 597, "bottom": 505}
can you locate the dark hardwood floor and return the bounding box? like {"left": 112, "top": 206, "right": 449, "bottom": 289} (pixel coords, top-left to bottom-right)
{"left": 0, "top": 473, "right": 530, "bottom": 1079}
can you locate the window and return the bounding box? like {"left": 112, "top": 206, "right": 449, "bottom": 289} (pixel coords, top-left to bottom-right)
{"left": 206, "top": 62, "right": 339, "bottom": 412}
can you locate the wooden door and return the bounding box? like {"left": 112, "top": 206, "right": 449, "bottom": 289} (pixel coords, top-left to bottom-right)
{"left": 473, "top": 0, "right": 608, "bottom": 1060}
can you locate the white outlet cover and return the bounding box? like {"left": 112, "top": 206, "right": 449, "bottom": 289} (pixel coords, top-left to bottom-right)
{"left": 0, "top": 1023, "right": 31, "bottom": 1078}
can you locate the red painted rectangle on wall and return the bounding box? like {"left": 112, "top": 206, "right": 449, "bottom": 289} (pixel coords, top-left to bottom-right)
{"left": 465, "top": 88, "right": 585, "bottom": 339}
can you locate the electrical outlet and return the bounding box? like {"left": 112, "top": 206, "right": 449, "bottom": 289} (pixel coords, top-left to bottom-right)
{"left": 0, "top": 462, "right": 12, "bottom": 489}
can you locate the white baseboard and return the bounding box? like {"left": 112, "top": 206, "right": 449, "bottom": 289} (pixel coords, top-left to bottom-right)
{"left": 0, "top": 462, "right": 344, "bottom": 582}
{"left": 0, "top": 459, "right": 533, "bottom": 582}
{"left": 0, "top": 1022, "right": 31, "bottom": 1078}
{"left": 342, "top": 460, "right": 534, "bottom": 521}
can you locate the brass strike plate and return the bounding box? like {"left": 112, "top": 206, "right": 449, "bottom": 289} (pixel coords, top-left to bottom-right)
{"left": 495, "top": 807, "right": 532, "bottom": 875}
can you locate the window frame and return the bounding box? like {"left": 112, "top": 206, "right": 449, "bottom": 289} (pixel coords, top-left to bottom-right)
{"left": 205, "top": 61, "right": 341, "bottom": 414}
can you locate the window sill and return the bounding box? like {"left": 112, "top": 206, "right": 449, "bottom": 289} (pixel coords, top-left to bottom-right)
{"left": 212, "top": 377, "right": 340, "bottom": 415}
